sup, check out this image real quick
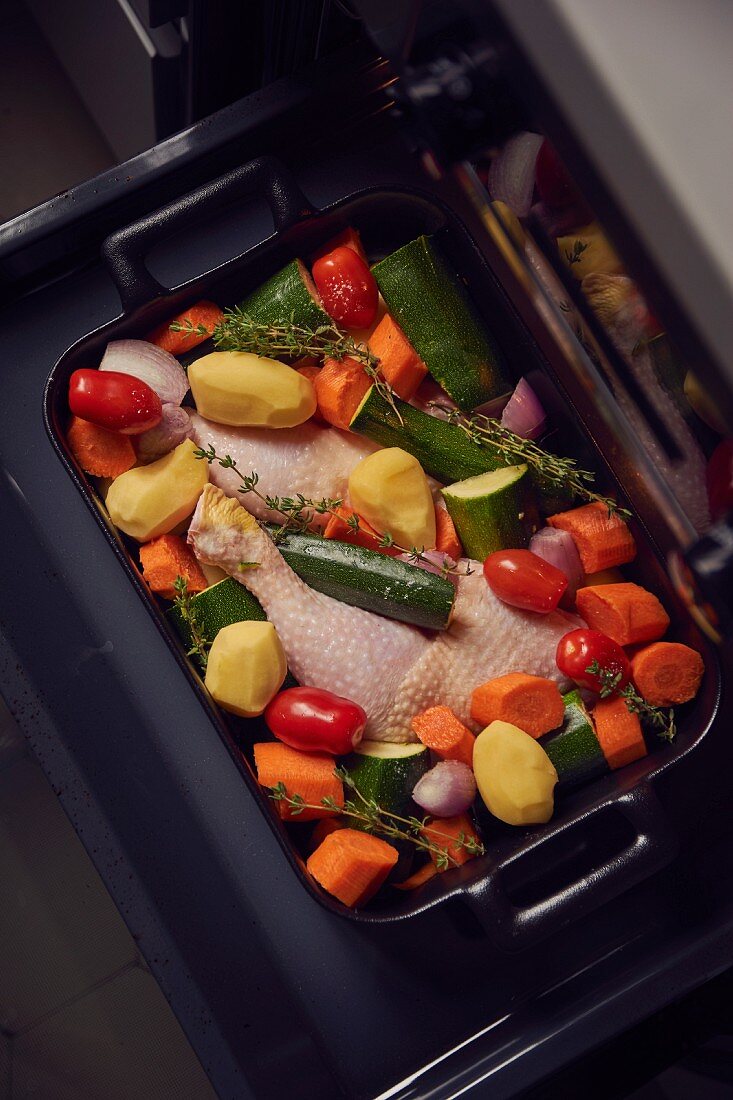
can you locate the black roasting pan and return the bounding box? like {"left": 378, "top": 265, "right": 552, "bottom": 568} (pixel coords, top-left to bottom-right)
{"left": 43, "top": 155, "right": 720, "bottom": 950}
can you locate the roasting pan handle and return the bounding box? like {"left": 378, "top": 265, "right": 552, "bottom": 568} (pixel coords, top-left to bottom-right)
{"left": 464, "top": 782, "right": 677, "bottom": 952}
{"left": 101, "top": 156, "right": 316, "bottom": 313}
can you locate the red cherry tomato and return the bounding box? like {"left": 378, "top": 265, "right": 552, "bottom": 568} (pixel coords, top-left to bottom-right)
{"left": 483, "top": 549, "right": 567, "bottom": 614}
{"left": 556, "top": 629, "right": 631, "bottom": 694}
{"left": 312, "top": 246, "right": 378, "bottom": 329}
{"left": 535, "top": 140, "right": 591, "bottom": 223}
{"left": 69, "top": 369, "right": 162, "bottom": 435}
{"left": 706, "top": 439, "right": 733, "bottom": 521}
{"left": 264, "top": 686, "right": 367, "bottom": 755}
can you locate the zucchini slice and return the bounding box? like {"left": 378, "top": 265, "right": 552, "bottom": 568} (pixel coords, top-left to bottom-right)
{"left": 372, "top": 236, "right": 510, "bottom": 409}
{"left": 239, "top": 259, "right": 330, "bottom": 329}
{"left": 168, "top": 576, "right": 266, "bottom": 650}
{"left": 270, "top": 528, "right": 455, "bottom": 631}
{"left": 344, "top": 740, "right": 430, "bottom": 819}
{"left": 442, "top": 465, "right": 538, "bottom": 558}
{"left": 540, "top": 689, "right": 609, "bottom": 791}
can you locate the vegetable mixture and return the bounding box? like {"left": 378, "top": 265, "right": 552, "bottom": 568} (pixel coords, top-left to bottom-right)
{"left": 65, "top": 224, "right": 706, "bottom": 910}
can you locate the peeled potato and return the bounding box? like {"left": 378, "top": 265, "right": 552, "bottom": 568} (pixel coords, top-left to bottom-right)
{"left": 205, "top": 621, "right": 287, "bottom": 717}
{"left": 473, "top": 720, "right": 558, "bottom": 826}
{"left": 106, "top": 439, "right": 208, "bottom": 542}
{"left": 348, "top": 447, "right": 436, "bottom": 550}
{"left": 189, "top": 350, "right": 317, "bottom": 428}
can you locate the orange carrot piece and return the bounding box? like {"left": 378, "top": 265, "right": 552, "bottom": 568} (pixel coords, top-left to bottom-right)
{"left": 313, "top": 356, "right": 372, "bottom": 430}
{"left": 392, "top": 862, "right": 439, "bottom": 890}
{"left": 67, "top": 416, "right": 136, "bottom": 479}
{"left": 410, "top": 706, "right": 476, "bottom": 767}
{"left": 253, "top": 742, "right": 344, "bottom": 822}
{"left": 421, "top": 814, "right": 482, "bottom": 871}
{"left": 470, "top": 672, "right": 565, "bottom": 738}
{"left": 576, "top": 583, "right": 670, "bottom": 647}
{"left": 368, "top": 313, "right": 428, "bottom": 400}
{"left": 139, "top": 533, "right": 207, "bottom": 600}
{"left": 312, "top": 227, "right": 367, "bottom": 264}
{"left": 435, "top": 506, "right": 463, "bottom": 560}
{"left": 323, "top": 505, "right": 401, "bottom": 557}
{"left": 592, "top": 696, "right": 647, "bottom": 769}
{"left": 630, "top": 641, "right": 704, "bottom": 707}
{"left": 307, "top": 828, "right": 398, "bottom": 907}
{"left": 147, "top": 300, "right": 223, "bottom": 356}
{"left": 547, "top": 501, "right": 636, "bottom": 573}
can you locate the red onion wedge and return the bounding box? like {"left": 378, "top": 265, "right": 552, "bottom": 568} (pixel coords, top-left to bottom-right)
{"left": 412, "top": 760, "right": 477, "bottom": 817}
{"left": 501, "top": 377, "right": 546, "bottom": 440}
{"left": 100, "top": 340, "right": 189, "bottom": 406}
{"left": 529, "top": 527, "right": 583, "bottom": 599}
{"left": 488, "top": 132, "right": 543, "bottom": 218}
{"left": 134, "top": 404, "right": 192, "bottom": 463}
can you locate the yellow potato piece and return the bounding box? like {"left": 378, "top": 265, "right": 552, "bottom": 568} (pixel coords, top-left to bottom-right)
{"left": 189, "top": 350, "right": 317, "bottom": 428}
{"left": 348, "top": 447, "right": 436, "bottom": 550}
{"left": 106, "top": 439, "right": 208, "bottom": 542}
{"left": 473, "top": 720, "right": 557, "bottom": 826}
{"left": 205, "top": 621, "right": 287, "bottom": 717}
{"left": 557, "top": 223, "right": 624, "bottom": 281}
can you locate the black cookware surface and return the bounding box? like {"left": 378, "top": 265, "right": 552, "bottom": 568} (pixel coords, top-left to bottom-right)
{"left": 3, "top": 110, "right": 733, "bottom": 1100}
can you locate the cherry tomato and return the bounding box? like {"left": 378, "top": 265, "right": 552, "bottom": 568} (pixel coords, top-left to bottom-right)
{"left": 556, "top": 629, "right": 631, "bottom": 693}
{"left": 312, "top": 246, "right": 378, "bottom": 329}
{"left": 69, "top": 369, "right": 162, "bottom": 435}
{"left": 706, "top": 439, "right": 733, "bottom": 521}
{"left": 483, "top": 549, "right": 567, "bottom": 613}
{"left": 264, "top": 686, "right": 367, "bottom": 755}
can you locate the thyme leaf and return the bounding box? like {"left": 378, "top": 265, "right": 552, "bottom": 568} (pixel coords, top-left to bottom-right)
{"left": 586, "top": 659, "right": 676, "bottom": 742}
{"left": 172, "top": 574, "right": 210, "bottom": 670}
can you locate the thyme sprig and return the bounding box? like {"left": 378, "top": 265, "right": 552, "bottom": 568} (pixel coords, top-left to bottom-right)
{"left": 432, "top": 405, "right": 630, "bottom": 518}
{"left": 587, "top": 659, "right": 676, "bottom": 742}
{"left": 172, "top": 575, "right": 210, "bottom": 670}
{"left": 193, "top": 445, "right": 471, "bottom": 575}
{"left": 270, "top": 767, "right": 485, "bottom": 871}
{"left": 565, "top": 239, "right": 590, "bottom": 266}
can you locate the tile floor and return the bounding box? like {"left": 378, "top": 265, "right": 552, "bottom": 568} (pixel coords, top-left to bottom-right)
{"left": 0, "top": 697, "right": 215, "bottom": 1099}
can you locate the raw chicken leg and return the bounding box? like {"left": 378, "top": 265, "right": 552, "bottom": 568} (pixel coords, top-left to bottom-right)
{"left": 189, "top": 485, "right": 580, "bottom": 741}
{"left": 188, "top": 412, "right": 378, "bottom": 526}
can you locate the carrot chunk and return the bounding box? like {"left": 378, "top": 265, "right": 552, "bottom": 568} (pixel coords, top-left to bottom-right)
{"left": 253, "top": 742, "right": 344, "bottom": 822}
{"left": 139, "top": 533, "right": 207, "bottom": 600}
{"left": 592, "top": 696, "right": 647, "bottom": 769}
{"left": 547, "top": 501, "right": 636, "bottom": 573}
{"left": 312, "top": 227, "right": 367, "bottom": 264}
{"left": 323, "top": 505, "right": 401, "bottom": 556}
{"left": 470, "top": 672, "right": 565, "bottom": 738}
{"left": 421, "top": 813, "right": 482, "bottom": 871}
{"left": 308, "top": 816, "right": 346, "bottom": 853}
{"left": 392, "top": 862, "right": 439, "bottom": 890}
{"left": 368, "top": 314, "right": 428, "bottom": 400}
{"left": 313, "top": 356, "right": 372, "bottom": 430}
{"left": 630, "top": 641, "right": 704, "bottom": 707}
{"left": 576, "top": 583, "right": 670, "bottom": 646}
{"left": 435, "top": 505, "right": 463, "bottom": 560}
{"left": 307, "top": 828, "right": 398, "bottom": 906}
{"left": 147, "top": 300, "right": 223, "bottom": 356}
{"left": 67, "top": 416, "right": 136, "bottom": 479}
{"left": 410, "top": 705, "right": 475, "bottom": 767}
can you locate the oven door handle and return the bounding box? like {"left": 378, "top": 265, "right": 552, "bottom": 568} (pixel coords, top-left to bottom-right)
{"left": 463, "top": 781, "right": 677, "bottom": 952}
{"left": 101, "top": 156, "right": 316, "bottom": 313}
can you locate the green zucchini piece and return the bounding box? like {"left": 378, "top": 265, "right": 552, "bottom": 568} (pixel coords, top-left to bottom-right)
{"left": 239, "top": 259, "right": 330, "bottom": 329}
{"left": 540, "top": 689, "right": 608, "bottom": 791}
{"left": 269, "top": 528, "right": 455, "bottom": 630}
{"left": 168, "top": 576, "right": 266, "bottom": 651}
{"left": 343, "top": 740, "right": 430, "bottom": 821}
{"left": 372, "top": 236, "right": 510, "bottom": 409}
{"left": 350, "top": 387, "right": 572, "bottom": 513}
{"left": 442, "top": 464, "right": 538, "bottom": 558}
